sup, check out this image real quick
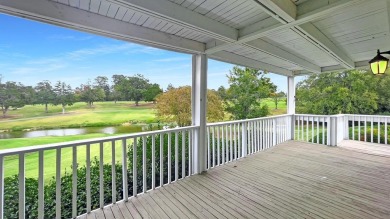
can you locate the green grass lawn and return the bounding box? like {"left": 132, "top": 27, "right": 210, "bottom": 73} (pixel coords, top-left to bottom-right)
{"left": 294, "top": 125, "right": 326, "bottom": 143}
{"left": 0, "top": 99, "right": 287, "bottom": 181}
{"left": 262, "top": 98, "right": 287, "bottom": 115}
{"left": 0, "top": 101, "right": 153, "bottom": 181}
{"left": 0, "top": 101, "right": 156, "bottom": 131}
{"left": 1, "top": 134, "right": 133, "bottom": 181}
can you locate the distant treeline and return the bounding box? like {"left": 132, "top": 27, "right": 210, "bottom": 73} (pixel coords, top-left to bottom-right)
{"left": 296, "top": 69, "right": 390, "bottom": 115}
{"left": 0, "top": 74, "right": 163, "bottom": 117}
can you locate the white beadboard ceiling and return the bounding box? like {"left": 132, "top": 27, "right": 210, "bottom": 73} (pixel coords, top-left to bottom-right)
{"left": 0, "top": 0, "right": 388, "bottom": 76}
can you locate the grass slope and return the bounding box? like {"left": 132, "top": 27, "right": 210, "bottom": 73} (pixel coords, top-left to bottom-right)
{"left": 262, "top": 98, "right": 287, "bottom": 115}
{"left": 0, "top": 101, "right": 156, "bottom": 131}
{"left": 1, "top": 134, "right": 131, "bottom": 181}
{"left": 0, "top": 98, "right": 286, "bottom": 180}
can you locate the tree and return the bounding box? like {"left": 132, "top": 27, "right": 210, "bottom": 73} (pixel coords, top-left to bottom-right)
{"left": 79, "top": 81, "right": 105, "bottom": 107}
{"left": 112, "top": 74, "right": 126, "bottom": 86}
{"left": 225, "top": 66, "right": 276, "bottom": 120}
{"left": 109, "top": 86, "right": 121, "bottom": 104}
{"left": 116, "top": 74, "right": 149, "bottom": 106}
{"left": 270, "top": 91, "right": 286, "bottom": 110}
{"left": 35, "top": 80, "right": 55, "bottom": 113}
{"left": 155, "top": 86, "right": 224, "bottom": 126}
{"left": 375, "top": 73, "right": 390, "bottom": 113}
{"left": 216, "top": 86, "right": 227, "bottom": 100}
{"left": 53, "top": 81, "right": 75, "bottom": 114}
{"left": 296, "top": 70, "right": 378, "bottom": 115}
{"left": 112, "top": 74, "right": 126, "bottom": 101}
{"left": 94, "top": 76, "right": 110, "bottom": 101}
{"left": 0, "top": 81, "right": 27, "bottom": 117}
{"left": 166, "top": 83, "right": 175, "bottom": 91}
{"left": 144, "top": 83, "right": 162, "bottom": 103}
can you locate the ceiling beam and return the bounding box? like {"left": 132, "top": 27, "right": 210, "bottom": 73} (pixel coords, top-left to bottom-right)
{"left": 295, "top": 60, "right": 369, "bottom": 75}
{"left": 207, "top": 0, "right": 365, "bottom": 53}
{"left": 209, "top": 51, "right": 293, "bottom": 76}
{"left": 244, "top": 39, "right": 321, "bottom": 73}
{"left": 0, "top": 0, "right": 205, "bottom": 54}
{"left": 255, "top": 0, "right": 297, "bottom": 23}
{"left": 108, "top": 0, "right": 238, "bottom": 42}
{"left": 292, "top": 23, "right": 355, "bottom": 69}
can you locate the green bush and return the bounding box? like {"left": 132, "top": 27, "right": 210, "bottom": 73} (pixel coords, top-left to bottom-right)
{"left": 4, "top": 160, "right": 124, "bottom": 218}
{"left": 3, "top": 128, "right": 240, "bottom": 218}
{"left": 309, "top": 133, "right": 327, "bottom": 144}
{"left": 129, "top": 131, "right": 190, "bottom": 192}
{"left": 3, "top": 130, "right": 190, "bottom": 218}
{"left": 349, "top": 126, "right": 388, "bottom": 143}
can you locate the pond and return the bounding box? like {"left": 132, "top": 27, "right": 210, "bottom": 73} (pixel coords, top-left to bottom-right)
{"left": 0, "top": 125, "right": 144, "bottom": 139}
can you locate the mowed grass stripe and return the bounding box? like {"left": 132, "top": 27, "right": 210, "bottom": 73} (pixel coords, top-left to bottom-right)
{"left": 0, "top": 101, "right": 156, "bottom": 131}
{"left": 3, "top": 135, "right": 134, "bottom": 182}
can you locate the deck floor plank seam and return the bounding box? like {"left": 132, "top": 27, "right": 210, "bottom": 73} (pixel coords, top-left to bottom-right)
{"left": 76, "top": 141, "right": 390, "bottom": 219}
{"left": 207, "top": 168, "right": 342, "bottom": 219}
{"left": 190, "top": 174, "right": 277, "bottom": 219}
{"left": 153, "top": 186, "right": 198, "bottom": 218}
{"left": 218, "top": 162, "right": 387, "bottom": 218}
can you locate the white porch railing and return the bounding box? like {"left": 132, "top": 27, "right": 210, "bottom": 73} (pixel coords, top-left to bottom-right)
{"left": 294, "top": 114, "right": 330, "bottom": 145}
{"left": 344, "top": 114, "right": 390, "bottom": 144}
{"left": 295, "top": 114, "right": 390, "bottom": 146}
{"left": 2, "top": 113, "right": 388, "bottom": 218}
{"left": 0, "top": 115, "right": 294, "bottom": 219}
{"left": 0, "top": 126, "right": 198, "bottom": 219}
{"left": 206, "top": 114, "right": 293, "bottom": 169}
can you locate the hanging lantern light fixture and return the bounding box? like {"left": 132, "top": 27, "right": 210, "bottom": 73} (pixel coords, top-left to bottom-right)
{"left": 369, "top": 50, "right": 390, "bottom": 74}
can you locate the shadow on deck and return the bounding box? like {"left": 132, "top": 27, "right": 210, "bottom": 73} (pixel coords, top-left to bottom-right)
{"left": 78, "top": 140, "right": 390, "bottom": 219}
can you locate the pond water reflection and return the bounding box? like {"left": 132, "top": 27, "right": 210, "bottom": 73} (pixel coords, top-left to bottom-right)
{"left": 0, "top": 125, "right": 143, "bottom": 139}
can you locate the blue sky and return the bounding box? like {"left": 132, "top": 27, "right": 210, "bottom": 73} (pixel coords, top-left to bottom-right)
{"left": 0, "top": 13, "right": 297, "bottom": 92}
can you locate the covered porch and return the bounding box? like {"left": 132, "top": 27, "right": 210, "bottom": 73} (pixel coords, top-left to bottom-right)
{"left": 0, "top": 0, "right": 390, "bottom": 218}
{"left": 80, "top": 140, "right": 390, "bottom": 219}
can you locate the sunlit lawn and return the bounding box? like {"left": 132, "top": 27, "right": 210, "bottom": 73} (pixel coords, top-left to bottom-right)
{"left": 1, "top": 134, "right": 134, "bottom": 182}
{"left": 262, "top": 98, "right": 287, "bottom": 115}
{"left": 0, "top": 98, "right": 287, "bottom": 181}
{"left": 0, "top": 101, "right": 156, "bottom": 131}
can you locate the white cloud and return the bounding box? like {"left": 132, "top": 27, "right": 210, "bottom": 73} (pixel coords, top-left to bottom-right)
{"left": 5, "top": 42, "right": 145, "bottom": 76}
{"left": 153, "top": 57, "right": 189, "bottom": 62}
{"left": 47, "top": 35, "right": 94, "bottom": 41}
{"left": 66, "top": 43, "right": 135, "bottom": 60}
{"left": 9, "top": 63, "right": 67, "bottom": 75}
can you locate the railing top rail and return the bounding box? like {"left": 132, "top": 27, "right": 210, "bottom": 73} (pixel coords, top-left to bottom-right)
{"left": 294, "top": 114, "right": 337, "bottom": 118}
{"left": 206, "top": 114, "right": 293, "bottom": 127}
{"left": 296, "top": 113, "right": 390, "bottom": 119}
{"left": 0, "top": 125, "right": 199, "bottom": 156}
{"left": 343, "top": 114, "right": 390, "bottom": 119}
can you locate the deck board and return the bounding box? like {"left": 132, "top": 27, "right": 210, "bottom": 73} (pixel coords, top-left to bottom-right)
{"left": 79, "top": 141, "right": 390, "bottom": 219}
{"left": 339, "top": 140, "right": 390, "bottom": 157}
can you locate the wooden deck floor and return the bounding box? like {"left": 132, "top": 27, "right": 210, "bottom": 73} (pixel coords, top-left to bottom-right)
{"left": 339, "top": 140, "right": 390, "bottom": 157}
{"left": 79, "top": 141, "right": 390, "bottom": 219}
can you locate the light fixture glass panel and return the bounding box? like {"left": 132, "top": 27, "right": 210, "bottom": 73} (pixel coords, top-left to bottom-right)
{"left": 371, "top": 62, "right": 379, "bottom": 74}
{"left": 378, "top": 60, "right": 388, "bottom": 74}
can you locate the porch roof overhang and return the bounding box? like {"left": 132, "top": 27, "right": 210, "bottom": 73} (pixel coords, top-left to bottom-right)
{"left": 0, "top": 0, "right": 389, "bottom": 76}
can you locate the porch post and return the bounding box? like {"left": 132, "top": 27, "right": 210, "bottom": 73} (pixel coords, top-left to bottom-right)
{"left": 287, "top": 76, "right": 295, "bottom": 140}
{"left": 192, "top": 54, "right": 207, "bottom": 174}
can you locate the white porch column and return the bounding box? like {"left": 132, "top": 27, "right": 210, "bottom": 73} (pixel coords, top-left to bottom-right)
{"left": 287, "top": 76, "right": 295, "bottom": 114}
{"left": 192, "top": 54, "right": 207, "bottom": 174}
{"left": 287, "top": 76, "right": 295, "bottom": 140}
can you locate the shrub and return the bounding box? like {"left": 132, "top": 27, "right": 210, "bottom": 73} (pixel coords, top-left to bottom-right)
{"left": 3, "top": 131, "right": 185, "bottom": 218}
{"left": 350, "top": 127, "right": 388, "bottom": 143}
{"left": 309, "top": 133, "right": 327, "bottom": 144}
{"left": 4, "top": 161, "right": 124, "bottom": 219}
{"left": 3, "top": 128, "right": 237, "bottom": 218}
